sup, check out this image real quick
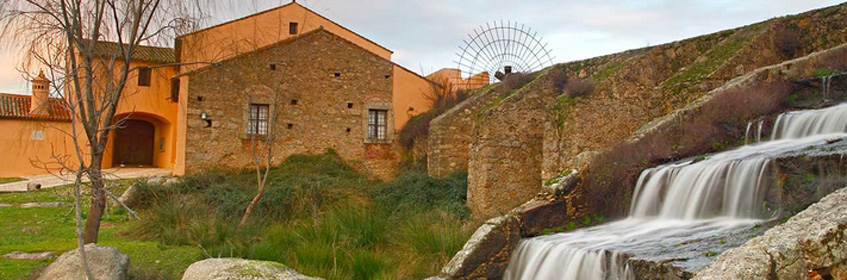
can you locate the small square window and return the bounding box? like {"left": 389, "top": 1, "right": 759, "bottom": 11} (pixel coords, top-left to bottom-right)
{"left": 269, "top": 64, "right": 276, "bottom": 71}
{"left": 289, "top": 22, "right": 298, "bottom": 35}
{"left": 287, "top": 123, "right": 294, "bottom": 129}
{"left": 138, "top": 67, "right": 152, "bottom": 87}
{"left": 347, "top": 102, "right": 353, "bottom": 109}
{"left": 368, "top": 109, "right": 388, "bottom": 141}
{"left": 247, "top": 104, "right": 270, "bottom": 136}
{"left": 334, "top": 72, "right": 341, "bottom": 77}
{"left": 197, "top": 96, "right": 204, "bottom": 102}
{"left": 291, "top": 99, "right": 298, "bottom": 105}
{"left": 346, "top": 128, "right": 351, "bottom": 133}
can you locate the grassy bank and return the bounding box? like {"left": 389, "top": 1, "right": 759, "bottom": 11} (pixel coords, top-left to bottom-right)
{"left": 0, "top": 180, "right": 202, "bottom": 280}
{"left": 0, "top": 151, "right": 473, "bottom": 279}
{"left": 127, "top": 151, "right": 473, "bottom": 279}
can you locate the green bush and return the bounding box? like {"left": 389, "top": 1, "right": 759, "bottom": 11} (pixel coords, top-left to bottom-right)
{"left": 374, "top": 171, "right": 469, "bottom": 218}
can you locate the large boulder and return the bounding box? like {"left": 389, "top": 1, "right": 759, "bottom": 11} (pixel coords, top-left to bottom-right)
{"left": 440, "top": 215, "right": 521, "bottom": 279}
{"left": 37, "top": 244, "right": 129, "bottom": 280}
{"left": 181, "top": 258, "right": 321, "bottom": 280}
{"left": 695, "top": 186, "right": 847, "bottom": 280}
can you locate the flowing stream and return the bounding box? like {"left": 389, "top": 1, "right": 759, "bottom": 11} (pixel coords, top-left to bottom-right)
{"left": 504, "top": 103, "right": 847, "bottom": 280}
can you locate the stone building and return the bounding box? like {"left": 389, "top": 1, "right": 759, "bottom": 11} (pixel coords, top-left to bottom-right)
{"left": 182, "top": 28, "right": 402, "bottom": 178}
{"left": 0, "top": 1, "right": 488, "bottom": 179}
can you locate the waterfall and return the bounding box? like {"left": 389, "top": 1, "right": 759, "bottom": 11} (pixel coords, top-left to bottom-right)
{"left": 771, "top": 103, "right": 847, "bottom": 140}
{"left": 504, "top": 103, "right": 847, "bottom": 280}
{"left": 744, "top": 122, "right": 753, "bottom": 144}
{"left": 822, "top": 75, "right": 834, "bottom": 101}
{"left": 744, "top": 120, "right": 765, "bottom": 144}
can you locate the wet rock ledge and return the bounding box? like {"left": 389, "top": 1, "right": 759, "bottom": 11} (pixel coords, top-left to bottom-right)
{"left": 694, "top": 186, "right": 847, "bottom": 280}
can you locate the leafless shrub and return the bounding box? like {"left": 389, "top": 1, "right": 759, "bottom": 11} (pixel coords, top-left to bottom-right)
{"left": 773, "top": 23, "right": 802, "bottom": 58}
{"left": 699, "top": 81, "right": 792, "bottom": 124}
{"left": 581, "top": 81, "right": 793, "bottom": 218}
{"left": 498, "top": 73, "right": 535, "bottom": 95}
{"left": 549, "top": 67, "right": 569, "bottom": 93}
{"left": 818, "top": 47, "right": 847, "bottom": 73}
{"left": 565, "top": 78, "right": 596, "bottom": 98}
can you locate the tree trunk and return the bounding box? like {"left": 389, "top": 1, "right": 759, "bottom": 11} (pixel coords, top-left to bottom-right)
{"left": 83, "top": 158, "right": 107, "bottom": 244}
{"left": 240, "top": 181, "right": 265, "bottom": 227}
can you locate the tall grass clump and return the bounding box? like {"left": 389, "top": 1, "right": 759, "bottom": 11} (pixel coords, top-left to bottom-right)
{"left": 374, "top": 171, "right": 469, "bottom": 218}
{"left": 582, "top": 81, "right": 793, "bottom": 217}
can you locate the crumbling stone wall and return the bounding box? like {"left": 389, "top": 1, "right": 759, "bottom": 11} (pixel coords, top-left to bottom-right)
{"left": 545, "top": 4, "right": 847, "bottom": 181}
{"left": 427, "top": 85, "right": 499, "bottom": 178}
{"left": 466, "top": 72, "right": 560, "bottom": 219}
{"left": 427, "top": 3, "right": 847, "bottom": 220}
{"left": 185, "top": 29, "right": 400, "bottom": 179}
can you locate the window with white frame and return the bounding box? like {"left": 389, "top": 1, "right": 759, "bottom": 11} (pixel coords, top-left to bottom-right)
{"left": 247, "top": 103, "right": 269, "bottom": 136}
{"left": 368, "top": 109, "right": 387, "bottom": 140}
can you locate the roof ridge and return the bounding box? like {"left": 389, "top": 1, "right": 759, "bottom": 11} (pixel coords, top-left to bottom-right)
{"left": 176, "top": 1, "right": 392, "bottom": 54}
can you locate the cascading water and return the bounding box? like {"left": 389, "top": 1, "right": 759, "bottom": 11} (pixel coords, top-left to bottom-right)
{"left": 504, "top": 104, "right": 847, "bottom": 280}
{"left": 771, "top": 102, "right": 847, "bottom": 140}
{"left": 743, "top": 120, "right": 765, "bottom": 144}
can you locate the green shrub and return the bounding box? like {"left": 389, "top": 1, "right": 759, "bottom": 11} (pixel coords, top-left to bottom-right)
{"left": 374, "top": 171, "right": 469, "bottom": 218}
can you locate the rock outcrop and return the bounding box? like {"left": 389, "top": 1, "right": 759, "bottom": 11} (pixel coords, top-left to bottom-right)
{"left": 694, "top": 186, "right": 847, "bottom": 280}
{"left": 438, "top": 170, "right": 580, "bottom": 279}
{"left": 37, "top": 244, "right": 129, "bottom": 280}
{"left": 181, "top": 258, "right": 320, "bottom": 280}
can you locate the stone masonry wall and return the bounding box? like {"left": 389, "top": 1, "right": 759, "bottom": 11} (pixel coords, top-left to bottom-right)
{"left": 544, "top": 3, "right": 847, "bottom": 180}
{"left": 431, "top": 3, "right": 847, "bottom": 220}
{"left": 185, "top": 29, "right": 399, "bottom": 179}
{"left": 427, "top": 84, "right": 498, "bottom": 178}
{"left": 466, "top": 71, "right": 561, "bottom": 219}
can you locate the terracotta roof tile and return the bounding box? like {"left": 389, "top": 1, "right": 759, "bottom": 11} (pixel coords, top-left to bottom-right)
{"left": 0, "top": 93, "right": 72, "bottom": 122}
{"left": 90, "top": 41, "right": 175, "bottom": 64}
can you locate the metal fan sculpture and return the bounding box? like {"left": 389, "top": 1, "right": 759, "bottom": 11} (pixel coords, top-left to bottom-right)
{"left": 456, "top": 21, "right": 555, "bottom": 83}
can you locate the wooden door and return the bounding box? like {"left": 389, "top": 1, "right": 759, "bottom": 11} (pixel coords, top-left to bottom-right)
{"left": 113, "top": 119, "right": 154, "bottom": 166}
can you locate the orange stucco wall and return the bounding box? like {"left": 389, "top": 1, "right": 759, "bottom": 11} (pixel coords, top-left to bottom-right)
{"left": 173, "top": 75, "right": 190, "bottom": 176}
{"left": 0, "top": 119, "right": 76, "bottom": 177}
{"left": 0, "top": 58, "right": 180, "bottom": 177}
{"left": 177, "top": 2, "right": 392, "bottom": 73}
{"left": 97, "top": 61, "right": 179, "bottom": 170}
{"left": 392, "top": 65, "right": 436, "bottom": 130}
{"left": 426, "top": 68, "right": 490, "bottom": 91}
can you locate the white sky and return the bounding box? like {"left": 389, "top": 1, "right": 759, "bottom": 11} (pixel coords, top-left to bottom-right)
{"left": 0, "top": 0, "right": 842, "bottom": 94}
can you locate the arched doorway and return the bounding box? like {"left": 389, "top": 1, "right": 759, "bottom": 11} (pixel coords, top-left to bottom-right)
{"left": 112, "top": 119, "right": 155, "bottom": 166}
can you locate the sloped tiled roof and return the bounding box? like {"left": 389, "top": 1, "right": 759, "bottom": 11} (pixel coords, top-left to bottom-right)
{"left": 0, "top": 93, "right": 72, "bottom": 122}
{"left": 90, "top": 41, "right": 175, "bottom": 64}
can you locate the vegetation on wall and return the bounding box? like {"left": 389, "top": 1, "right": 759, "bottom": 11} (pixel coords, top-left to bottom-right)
{"left": 126, "top": 151, "right": 473, "bottom": 280}
{"left": 581, "top": 81, "right": 794, "bottom": 217}
{"left": 399, "top": 81, "right": 469, "bottom": 151}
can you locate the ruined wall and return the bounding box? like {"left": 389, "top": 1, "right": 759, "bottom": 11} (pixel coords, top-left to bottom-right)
{"left": 466, "top": 72, "right": 560, "bottom": 219}
{"left": 427, "top": 84, "right": 498, "bottom": 178}
{"left": 544, "top": 4, "right": 847, "bottom": 180}
{"left": 427, "top": 3, "right": 847, "bottom": 219}
{"left": 184, "top": 29, "right": 400, "bottom": 179}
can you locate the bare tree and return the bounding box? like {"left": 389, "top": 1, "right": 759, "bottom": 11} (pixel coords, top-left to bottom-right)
{"left": 0, "top": 0, "right": 210, "bottom": 253}
{"left": 235, "top": 5, "right": 298, "bottom": 227}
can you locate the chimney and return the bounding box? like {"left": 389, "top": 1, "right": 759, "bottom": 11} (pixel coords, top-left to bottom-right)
{"left": 504, "top": 66, "right": 513, "bottom": 75}
{"left": 30, "top": 71, "right": 50, "bottom": 115}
